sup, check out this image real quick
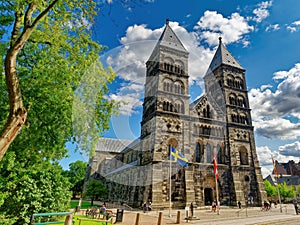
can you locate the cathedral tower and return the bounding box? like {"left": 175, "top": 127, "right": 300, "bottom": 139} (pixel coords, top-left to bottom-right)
{"left": 204, "top": 37, "right": 266, "bottom": 205}
{"left": 140, "top": 19, "right": 190, "bottom": 208}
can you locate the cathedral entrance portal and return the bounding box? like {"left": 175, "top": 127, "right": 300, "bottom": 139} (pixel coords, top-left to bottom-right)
{"left": 204, "top": 188, "right": 213, "bottom": 205}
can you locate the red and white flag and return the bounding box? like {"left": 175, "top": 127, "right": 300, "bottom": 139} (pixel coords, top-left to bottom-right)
{"left": 213, "top": 154, "right": 219, "bottom": 179}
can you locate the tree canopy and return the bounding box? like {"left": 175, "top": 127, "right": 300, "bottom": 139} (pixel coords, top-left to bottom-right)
{"left": 0, "top": 0, "right": 117, "bottom": 160}
{"left": 0, "top": 0, "right": 117, "bottom": 224}
{"left": 64, "top": 160, "right": 88, "bottom": 199}
{"left": 84, "top": 179, "right": 108, "bottom": 206}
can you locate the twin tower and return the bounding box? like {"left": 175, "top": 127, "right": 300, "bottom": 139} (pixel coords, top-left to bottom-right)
{"left": 97, "top": 20, "right": 267, "bottom": 208}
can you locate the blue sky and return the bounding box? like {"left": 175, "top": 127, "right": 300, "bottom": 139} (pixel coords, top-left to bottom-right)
{"left": 62, "top": 0, "right": 300, "bottom": 178}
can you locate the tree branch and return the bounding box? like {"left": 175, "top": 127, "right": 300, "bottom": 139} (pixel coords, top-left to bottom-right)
{"left": 10, "top": 10, "right": 23, "bottom": 47}
{"left": 31, "top": 0, "right": 60, "bottom": 29}
{"left": 24, "top": 2, "right": 37, "bottom": 28}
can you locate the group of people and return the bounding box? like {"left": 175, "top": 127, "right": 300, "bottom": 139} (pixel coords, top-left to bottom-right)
{"left": 142, "top": 201, "right": 152, "bottom": 213}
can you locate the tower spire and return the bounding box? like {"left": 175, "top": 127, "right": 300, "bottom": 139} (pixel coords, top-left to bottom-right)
{"left": 219, "top": 36, "right": 222, "bottom": 44}
{"left": 166, "top": 18, "right": 170, "bottom": 25}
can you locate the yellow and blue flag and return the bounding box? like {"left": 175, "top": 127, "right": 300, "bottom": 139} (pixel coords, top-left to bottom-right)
{"left": 170, "top": 146, "right": 188, "bottom": 167}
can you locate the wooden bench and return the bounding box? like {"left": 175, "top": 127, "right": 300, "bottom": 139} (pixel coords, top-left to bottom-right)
{"left": 30, "top": 212, "right": 73, "bottom": 225}
{"left": 77, "top": 217, "right": 113, "bottom": 225}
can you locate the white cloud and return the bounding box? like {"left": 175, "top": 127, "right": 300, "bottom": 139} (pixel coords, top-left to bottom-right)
{"left": 194, "top": 10, "right": 254, "bottom": 46}
{"left": 256, "top": 145, "right": 298, "bottom": 178}
{"left": 279, "top": 141, "right": 300, "bottom": 157}
{"left": 287, "top": 20, "right": 300, "bottom": 33}
{"left": 249, "top": 63, "right": 300, "bottom": 140}
{"left": 253, "top": 118, "right": 300, "bottom": 140}
{"left": 252, "top": 1, "right": 273, "bottom": 23}
{"left": 266, "top": 24, "right": 280, "bottom": 32}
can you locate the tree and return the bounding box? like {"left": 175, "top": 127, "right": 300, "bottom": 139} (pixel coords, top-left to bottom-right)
{"left": 84, "top": 179, "right": 108, "bottom": 206}
{"left": 64, "top": 160, "right": 88, "bottom": 199}
{"left": 0, "top": 154, "right": 71, "bottom": 224}
{"left": 278, "top": 182, "right": 295, "bottom": 202}
{"left": 0, "top": 0, "right": 117, "bottom": 160}
{"left": 264, "top": 180, "right": 277, "bottom": 198}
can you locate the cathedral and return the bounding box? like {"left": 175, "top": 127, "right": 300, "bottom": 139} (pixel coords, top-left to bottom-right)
{"left": 87, "top": 20, "right": 267, "bottom": 209}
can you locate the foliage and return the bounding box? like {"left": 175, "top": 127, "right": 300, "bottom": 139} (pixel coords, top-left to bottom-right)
{"left": 278, "top": 182, "right": 295, "bottom": 201}
{"left": 0, "top": 152, "right": 71, "bottom": 225}
{"left": 264, "top": 180, "right": 277, "bottom": 197}
{"left": 64, "top": 160, "right": 88, "bottom": 198}
{"left": 0, "top": 0, "right": 117, "bottom": 159}
{"left": 84, "top": 179, "right": 108, "bottom": 206}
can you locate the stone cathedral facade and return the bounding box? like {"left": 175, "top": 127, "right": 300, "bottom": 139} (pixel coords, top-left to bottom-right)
{"left": 87, "top": 20, "right": 267, "bottom": 209}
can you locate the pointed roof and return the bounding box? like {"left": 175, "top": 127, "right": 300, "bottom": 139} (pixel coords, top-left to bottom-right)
{"left": 206, "top": 37, "right": 244, "bottom": 74}
{"left": 148, "top": 19, "right": 188, "bottom": 62}
{"left": 157, "top": 19, "right": 187, "bottom": 53}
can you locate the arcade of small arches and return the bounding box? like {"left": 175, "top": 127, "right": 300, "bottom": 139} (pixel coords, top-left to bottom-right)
{"left": 162, "top": 99, "right": 184, "bottom": 114}
{"left": 163, "top": 78, "right": 185, "bottom": 95}
{"left": 231, "top": 113, "right": 249, "bottom": 125}
{"left": 161, "top": 57, "right": 185, "bottom": 75}
{"left": 229, "top": 93, "right": 247, "bottom": 107}
{"left": 196, "top": 105, "right": 214, "bottom": 119}
{"left": 227, "top": 74, "right": 244, "bottom": 90}
{"left": 193, "top": 124, "right": 224, "bottom": 137}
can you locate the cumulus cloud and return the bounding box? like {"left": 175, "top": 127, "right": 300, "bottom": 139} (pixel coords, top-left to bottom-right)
{"left": 249, "top": 63, "right": 300, "bottom": 140}
{"left": 279, "top": 141, "right": 300, "bottom": 157}
{"left": 287, "top": 20, "right": 300, "bottom": 33}
{"left": 266, "top": 24, "right": 280, "bottom": 32}
{"left": 256, "top": 145, "right": 298, "bottom": 178}
{"left": 252, "top": 1, "right": 273, "bottom": 23}
{"left": 194, "top": 10, "right": 254, "bottom": 46}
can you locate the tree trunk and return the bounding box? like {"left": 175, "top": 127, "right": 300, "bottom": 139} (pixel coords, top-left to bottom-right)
{"left": 0, "top": 48, "right": 27, "bottom": 160}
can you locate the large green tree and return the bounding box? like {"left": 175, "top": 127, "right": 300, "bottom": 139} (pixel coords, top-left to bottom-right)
{"left": 0, "top": 0, "right": 117, "bottom": 224}
{"left": 0, "top": 0, "right": 117, "bottom": 160}
{"left": 278, "top": 182, "right": 295, "bottom": 202}
{"left": 0, "top": 154, "right": 71, "bottom": 224}
{"left": 264, "top": 180, "right": 277, "bottom": 198}
{"left": 64, "top": 160, "right": 88, "bottom": 199}
{"left": 84, "top": 179, "right": 108, "bottom": 206}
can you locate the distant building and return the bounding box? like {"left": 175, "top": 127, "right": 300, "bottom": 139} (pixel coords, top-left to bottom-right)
{"left": 86, "top": 20, "right": 267, "bottom": 208}
{"left": 272, "top": 160, "right": 300, "bottom": 177}
{"left": 265, "top": 160, "right": 300, "bottom": 187}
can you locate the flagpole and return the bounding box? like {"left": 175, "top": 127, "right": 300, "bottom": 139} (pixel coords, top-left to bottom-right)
{"left": 214, "top": 153, "right": 220, "bottom": 215}
{"left": 169, "top": 146, "right": 172, "bottom": 217}
{"left": 272, "top": 155, "right": 282, "bottom": 213}
{"left": 215, "top": 169, "right": 219, "bottom": 215}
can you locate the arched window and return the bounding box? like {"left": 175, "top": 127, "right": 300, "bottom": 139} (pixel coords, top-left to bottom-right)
{"left": 195, "top": 142, "right": 201, "bottom": 163}
{"left": 229, "top": 94, "right": 236, "bottom": 105}
{"left": 239, "top": 146, "right": 248, "bottom": 165}
{"left": 206, "top": 144, "right": 212, "bottom": 164}
{"left": 217, "top": 145, "right": 225, "bottom": 164}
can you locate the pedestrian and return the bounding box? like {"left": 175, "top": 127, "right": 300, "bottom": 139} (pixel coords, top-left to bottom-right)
{"left": 212, "top": 201, "right": 216, "bottom": 212}
{"left": 190, "top": 202, "right": 194, "bottom": 217}
{"left": 148, "top": 201, "right": 152, "bottom": 211}
{"left": 238, "top": 201, "right": 241, "bottom": 209}
{"left": 143, "top": 202, "right": 147, "bottom": 213}
{"left": 293, "top": 202, "right": 299, "bottom": 215}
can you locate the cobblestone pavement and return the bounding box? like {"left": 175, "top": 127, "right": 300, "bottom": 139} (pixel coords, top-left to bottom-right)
{"left": 114, "top": 204, "right": 300, "bottom": 225}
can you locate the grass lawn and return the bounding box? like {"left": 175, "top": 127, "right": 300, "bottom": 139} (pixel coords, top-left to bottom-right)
{"left": 70, "top": 200, "right": 102, "bottom": 209}
{"left": 73, "top": 215, "right": 113, "bottom": 225}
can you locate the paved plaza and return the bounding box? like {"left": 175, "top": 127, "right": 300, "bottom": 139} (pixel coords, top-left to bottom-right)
{"left": 116, "top": 204, "right": 300, "bottom": 225}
